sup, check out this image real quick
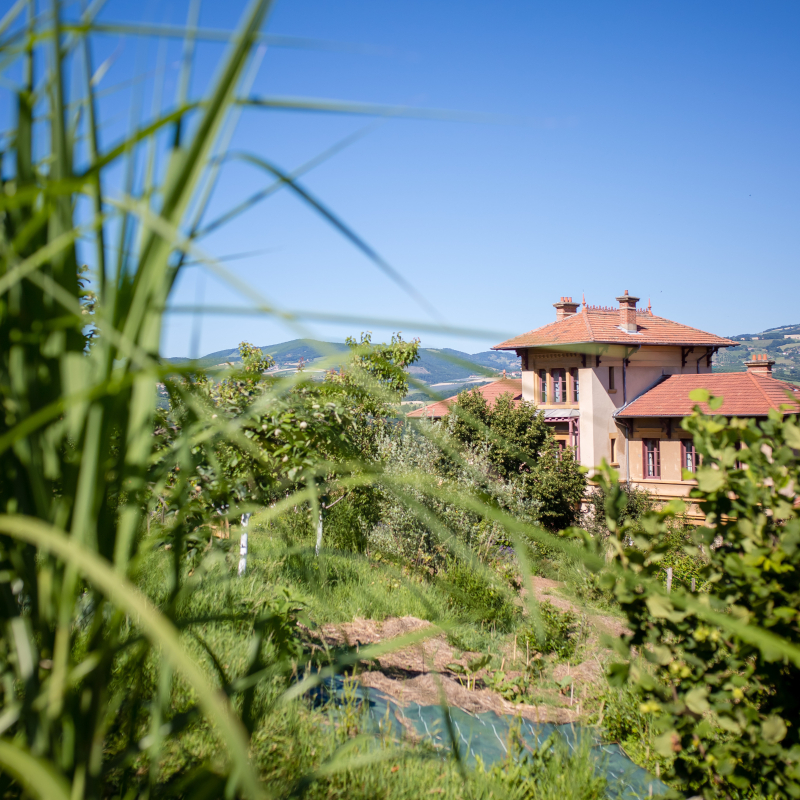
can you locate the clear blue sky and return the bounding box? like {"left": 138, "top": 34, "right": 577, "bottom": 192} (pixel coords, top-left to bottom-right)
{"left": 7, "top": 1, "right": 800, "bottom": 356}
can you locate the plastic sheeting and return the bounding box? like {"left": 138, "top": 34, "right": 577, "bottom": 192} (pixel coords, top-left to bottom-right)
{"left": 309, "top": 676, "right": 672, "bottom": 799}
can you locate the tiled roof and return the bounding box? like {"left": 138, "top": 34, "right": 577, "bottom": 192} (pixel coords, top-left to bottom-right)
{"left": 493, "top": 308, "right": 736, "bottom": 350}
{"left": 615, "top": 373, "right": 800, "bottom": 418}
{"left": 406, "top": 378, "right": 522, "bottom": 419}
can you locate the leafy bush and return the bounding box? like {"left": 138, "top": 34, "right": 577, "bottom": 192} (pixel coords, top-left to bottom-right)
{"left": 450, "top": 390, "right": 586, "bottom": 530}
{"left": 583, "top": 482, "right": 655, "bottom": 539}
{"left": 522, "top": 601, "right": 582, "bottom": 661}
{"left": 595, "top": 395, "right": 800, "bottom": 798}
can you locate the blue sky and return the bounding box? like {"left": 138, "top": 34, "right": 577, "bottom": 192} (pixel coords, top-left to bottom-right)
{"left": 6, "top": 1, "right": 799, "bottom": 356}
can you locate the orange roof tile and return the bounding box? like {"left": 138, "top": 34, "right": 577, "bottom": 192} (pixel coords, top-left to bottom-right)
{"left": 406, "top": 378, "right": 522, "bottom": 419}
{"left": 616, "top": 373, "right": 800, "bottom": 418}
{"left": 493, "top": 308, "right": 736, "bottom": 350}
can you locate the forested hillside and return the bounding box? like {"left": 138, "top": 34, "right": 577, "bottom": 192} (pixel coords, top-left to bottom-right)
{"left": 714, "top": 322, "right": 800, "bottom": 384}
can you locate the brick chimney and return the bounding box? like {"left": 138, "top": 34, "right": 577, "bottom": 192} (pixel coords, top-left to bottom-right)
{"left": 554, "top": 296, "right": 580, "bottom": 321}
{"left": 615, "top": 290, "right": 640, "bottom": 332}
{"left": 745, "top": 353, "right": 775, "bottom": 377}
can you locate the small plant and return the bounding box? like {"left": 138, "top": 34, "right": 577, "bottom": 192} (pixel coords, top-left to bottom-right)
{"left": 446, "top": 653, "right": 492, "bottom": 690}
{"left": 485, "top": 668, "right": 537, "bottom": 703}
{"left": 522, "top": 601, "right": 583, "bottom": 661}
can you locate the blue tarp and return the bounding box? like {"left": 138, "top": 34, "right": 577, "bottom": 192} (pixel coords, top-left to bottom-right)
{"left": 309, "top": 676, "right": 672, "bottom": 799}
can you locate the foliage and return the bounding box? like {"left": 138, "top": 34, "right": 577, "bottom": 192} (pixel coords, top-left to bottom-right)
{"left": 522, "top": 601, "right": 583, "bottom": 661}
{"left": 0, "top": 2, "right": 278, "bottom": 797}
{"left": 583, "top": 482, "right": 655, "bottom": 538}
{"left": 594, "top": 394, "right": 800, "bottom": 799}
{"left": 332, "top": 332, "right": 421, "bottom": 412}
{"left": 450, "top": 389, "right": 586, "bottom": 529}
{"left": 159, "top": 340, "right": 358, "bottom": 515}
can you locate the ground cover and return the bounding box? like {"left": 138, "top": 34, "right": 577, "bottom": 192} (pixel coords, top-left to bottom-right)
{"left": 125, "top": 509, "right": 657, "bottom": 797}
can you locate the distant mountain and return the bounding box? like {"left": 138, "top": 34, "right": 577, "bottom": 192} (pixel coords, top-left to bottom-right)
{"left": 168, "top": 339, "right": 520, "bottom": 385}
{"left": 714, "top": 323, "right": 800, "bottom": 384}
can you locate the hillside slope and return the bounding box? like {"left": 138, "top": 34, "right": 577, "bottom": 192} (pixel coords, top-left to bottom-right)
{"left": 714, "top": 323, "right": 800, "bottom": 384}
{"left": 168, "top": 340, "right": 521, "bottom": 386}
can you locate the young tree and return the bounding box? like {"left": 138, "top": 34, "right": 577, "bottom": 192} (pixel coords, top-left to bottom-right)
{"left": 450, "top": 388, "right": 585, "bottom": 529}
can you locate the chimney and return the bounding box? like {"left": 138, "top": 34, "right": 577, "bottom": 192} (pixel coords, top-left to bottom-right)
{"left": 554, "top": 296, "right": 580, "bottom": 321}
{"left": 745, "top": 353, "right": 774, "bottom": 377}
{"left": 615, "top": 290, "right": 640, "bottom": 332}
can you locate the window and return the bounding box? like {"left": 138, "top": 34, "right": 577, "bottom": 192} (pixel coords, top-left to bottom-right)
{"left": 610, "top": 437, "right": 617, "bottom": 464}
{"left": 539, "top": 369, "right": 547, "bottom": 403}
{"left": 552, "top": 369, "right": 566, "bottom": 403}
{"left": 681, "top": 440, "right": 697, "bottom": 474}
{"left": 570, "top": 368, "right": 579, "bottom": 402}
{"left": 608, "top": 366, "right": 616, "bottom": 391}
{"left": 643, "top": 439, "right": 660, "bottom": 479}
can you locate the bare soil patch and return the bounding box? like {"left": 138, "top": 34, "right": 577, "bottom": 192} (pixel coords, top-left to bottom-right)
{"left": 315, "top": 616, "right": 581, "bottom": 723}
{"left": 309, "top": 577, "right": 626, "bottom": 723}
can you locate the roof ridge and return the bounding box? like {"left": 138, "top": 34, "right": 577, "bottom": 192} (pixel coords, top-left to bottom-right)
{"left": 582, "top": 307, "right": 593, "bottom": 339}
{"left": 748, "top": 372, "right": 779, "bottom": 411}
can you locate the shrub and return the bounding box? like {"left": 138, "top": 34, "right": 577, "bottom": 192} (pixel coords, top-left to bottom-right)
{"left": 450, "top": 390, "right": 586, "bottom": 530}
{"left": 522, "top": 601, "right": 582, "bottom": 661}
{"left": 596, "top": 396, "right": 800, "bottom": 798}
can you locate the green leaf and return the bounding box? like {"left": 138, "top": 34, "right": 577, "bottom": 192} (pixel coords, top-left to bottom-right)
{"left": 0, "top": 515, "right": 266, "bottom": 800}
{"left": 646, "top": 593, "right": 677, "bottom": 620}
{"left": 685, "top": 687, "right": 710, "bottom": 714}
{"left": 607, "top": 662, "right": 629, "bottom": 687}
{"left": 695, "top": 466, "right": 726, "bottom": 493}
{"left": 689, "top": 388, "right": 710, "bottom": 403}
{"left": 761, "top": 715, "right": 788, "bottom": 744}
{"left": 0, "top": 739, "right": 70, "bottom": 800}
{"left": 784, "top": 421, "right": 800, "bottom": 449}
{"left": 653, "top": 730, "right": 681, "bottom": 757}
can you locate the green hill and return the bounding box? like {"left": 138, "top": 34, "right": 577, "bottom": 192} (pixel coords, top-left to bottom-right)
{"left": 168, "top": 340, "right": 521, "bottom": 386}
{"left": 714, "top": 323, "right": 800, "bottom": 384}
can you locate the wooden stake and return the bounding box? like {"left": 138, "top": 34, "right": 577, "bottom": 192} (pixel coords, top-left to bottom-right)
{"left": 666, "top": 567, "right": 673, "bottom": 593}
{"left": 691, "top": 576, "right": 696, "bottom": 592}
{"left": 513, "top": 636, "right": 517, "bottom": 664}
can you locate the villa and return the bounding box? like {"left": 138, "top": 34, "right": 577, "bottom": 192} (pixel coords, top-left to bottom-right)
{"left": 409, "top": 292, "right": 799, "bottom": 514}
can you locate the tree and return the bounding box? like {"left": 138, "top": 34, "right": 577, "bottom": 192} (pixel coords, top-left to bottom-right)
{"left": 449, "top": 389, "right": 585, "bottom": 530}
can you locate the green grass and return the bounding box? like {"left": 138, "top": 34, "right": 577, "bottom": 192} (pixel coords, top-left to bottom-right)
{"left": 121, "top": 517, "right": 613, "bottom": 799}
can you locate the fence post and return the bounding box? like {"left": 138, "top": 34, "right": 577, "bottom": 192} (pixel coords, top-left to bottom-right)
{"left": 238, "top": 513, "right": 252, "bottom": 576}
{"left": 666, "top": 567, "right": 673, "bottom": 594}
